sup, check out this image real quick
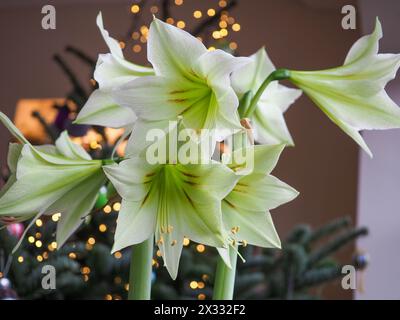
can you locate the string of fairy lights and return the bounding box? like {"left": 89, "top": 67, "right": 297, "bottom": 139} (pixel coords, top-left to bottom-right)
{"left": 13, "top": 0, "right": 241, "bottom": 300}
{"left": 17, "top": 202, "right": 129, "bottom": 300}
{"left": 124, "top": 0, "right": 241, "bottom": 54}
{"left": 18, "top": 205, "right": 210, "bottom": 300}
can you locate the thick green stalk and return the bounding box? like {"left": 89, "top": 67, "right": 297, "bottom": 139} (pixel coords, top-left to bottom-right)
{"left": 128, "top": 238, "right": 154, "bottom": 300}
{"left": 213, "top": 247, "right": 238, "bottom": 300}
{"left": 238, "top": 90, "right": 253, "bottom": 118}
{"left": 243, "top": 68, "right": 291, "bottom": 118}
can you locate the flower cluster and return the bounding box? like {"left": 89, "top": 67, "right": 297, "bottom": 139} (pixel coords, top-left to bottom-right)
{"left": 0, "top": 113, "right": 106, "bottom": 249}
{"left": 1, "top": 13, "right": 400, "bottom": 279}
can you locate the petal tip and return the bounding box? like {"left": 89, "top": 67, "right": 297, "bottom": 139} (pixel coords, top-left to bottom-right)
{"left": 374, "top": 17, "right": 383, "bottom": 39}
{"left": 96, "top": 11, "right": 103, "bottom": 29}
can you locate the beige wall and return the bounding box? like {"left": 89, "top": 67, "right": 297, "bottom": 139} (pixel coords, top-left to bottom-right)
{"left": 0, "top": 0, "right": 362, "bottom": 299}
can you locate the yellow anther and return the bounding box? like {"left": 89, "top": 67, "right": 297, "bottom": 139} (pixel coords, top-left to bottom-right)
{"left": 231, "top": 226, "right": 240, "bottom": 234}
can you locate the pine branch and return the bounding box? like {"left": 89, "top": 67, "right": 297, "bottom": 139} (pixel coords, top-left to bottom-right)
{"left": 31, "top": 110, "right": 59, "bottom": 142}
{"left": 308, "top": 216, "right": 351, "bottom": 244}
{"left": 285, "top": 224, "right": 312, "bottom": 245}
{"left": 283, "top": 244, "right": 308, "bottom": 276}
{"left": 295, "top": 266, "right": 342, "bottom": 289}
{"left": 307, "top": 227, "right": 368, "bottom": 268}
{"left": 66, "top": 92, "right": 86, "bottom": 110}
{"left": 238, "top": 255, "right": 275, "bottom": 269}
{"left": 161, "top": 0, "right": 170, "bottom": 21}
{"left": 235, "top": 272, "right": 265, "bottom": 293}
{"left": 65, "top": 46, "right": 96, "bottom": 67}
{"left": 191, "top": 0, "right": 238, "bottom": 37}
{"left": 125, "top": 0, "right": 147, "bottom": 39}
{"left": 53, "top": 54, "right": 88, "bottom": 100}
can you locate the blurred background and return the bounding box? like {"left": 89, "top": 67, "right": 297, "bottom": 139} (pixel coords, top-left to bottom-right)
{"left": 0, "top": 0, "right": 399, "bottom": 300}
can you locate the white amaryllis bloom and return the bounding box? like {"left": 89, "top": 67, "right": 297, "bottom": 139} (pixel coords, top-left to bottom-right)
{"left": 218, "top": 144, "right": 298, "bottom": 266}
{"left": 103, "top": 122, "right": 239, "bottom": 279}
{"left": 112, "top": 18, "right": 250, "bottom": 156}
{"left": 0, "top": 113, "right": 106, "bottom": 247}
{"left": 75, "top": 12, "right": 154, "bottom": 128}
{"left": 289, "top": 19, "right": 400, "bottom": 157}
{"left": 231, "top": 48, "right": 302, "bottom": 145}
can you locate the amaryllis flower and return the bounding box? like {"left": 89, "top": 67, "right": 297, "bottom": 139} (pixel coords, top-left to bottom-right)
{"left": 0, "top": 112, "right": 106, "bottom": 247}
{"left": 289, "top": 19, "right": 400, "bottom": 157}
{"left": 75, "top": 12, "right": 153, "bottom": 128}
{"left": 232, "top": 48, "right": 302, "bottom": 145}
{"left": 112, "top": 17, "right": 250, "bottom": 156}
{"left": 218, "top": 144, "right": 298, "bottom": 266}
{"left": 103, "top": 121, "right": 239, "bottom": 279}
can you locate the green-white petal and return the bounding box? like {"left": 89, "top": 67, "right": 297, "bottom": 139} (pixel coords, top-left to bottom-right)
{"left": 51, "top": 171, "right": 106, "bottom": 247}
{"left": 55, "top": 131, "right": 92, "bottom": 160}
{"left": 112, "top": 76, "right": 192, "bottom": 121}
{"left": 221, "top": 144, "right": 298, "bottom": 251}
{"left": 224, "top": 175, "right": 298, "bottom": 213}
{"left": 179, "top": 80, "right": 243, "bottom": 140}
{"left": 125, "top": 119, "right": 171, "bottom": 157}
{"left": 94, "top": 53, "right": 154, "bottom": 90}
{"left": 344, "top": 18, "right": 382, "bottom": 65}
{"left": 155, "top": 211, "right": 184, "bottom": 280}
{"left": 148, "top": 18, "right": 207, "bottom": 77}
{"left": 75, "top": 89, "right": 136, "bottom": 128}
{"left": 222, "top": 201, "right": 281, "bottom": 248}
{"left": 253, "top": 85, "right": 301, "bottom": 145}
{"left": 7, "top": 143, "right": 23, "bottom": 173}
{"left": 231, "top": 48, "right": 301, "bottom": 145}
{"left": 0, "top": 174, "right": 16, "bottom": 199}
{"left": 96, "top": 11, "right": 124, "bottom": 59}
{"left": 216, "top": 247, "right": 233, "bottom": 269}
{"left": 172, "top": 162, "right": 237, "bottom": 245}
{"left": 111, "top": 200, "right": 157, "bottom": 252}
{"left": 103, "top": 159, "right": 156, "bottom": 202}
{"left": 0, "top": 112, "right": 29, "bottom": 144}
{"left": 96, "top": 12, "right": 153, "bottom": 81}
{"left": 231, "top": 47, "right": 275, "bottom": 95}
{"left": 193, "top": 49, "right": 250, "bottom": 87}
{"left": 224, "top": 144, "right": 286, "bottom": 176}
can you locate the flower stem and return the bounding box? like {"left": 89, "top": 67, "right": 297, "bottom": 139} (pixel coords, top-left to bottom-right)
{"left": 243, "top": 68, "right": 291, "bottom": 118}
{"left": 213, "top": 247, "right": 238, "bottom": 300}
{"left": 102, "top": 157, "right": 125, "bottom": 165}
{"left": 128, "top": 238, "right": 154, "bottom": 300}
{"left": 238, "top": 90, "right": 253, "bottom": 118}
